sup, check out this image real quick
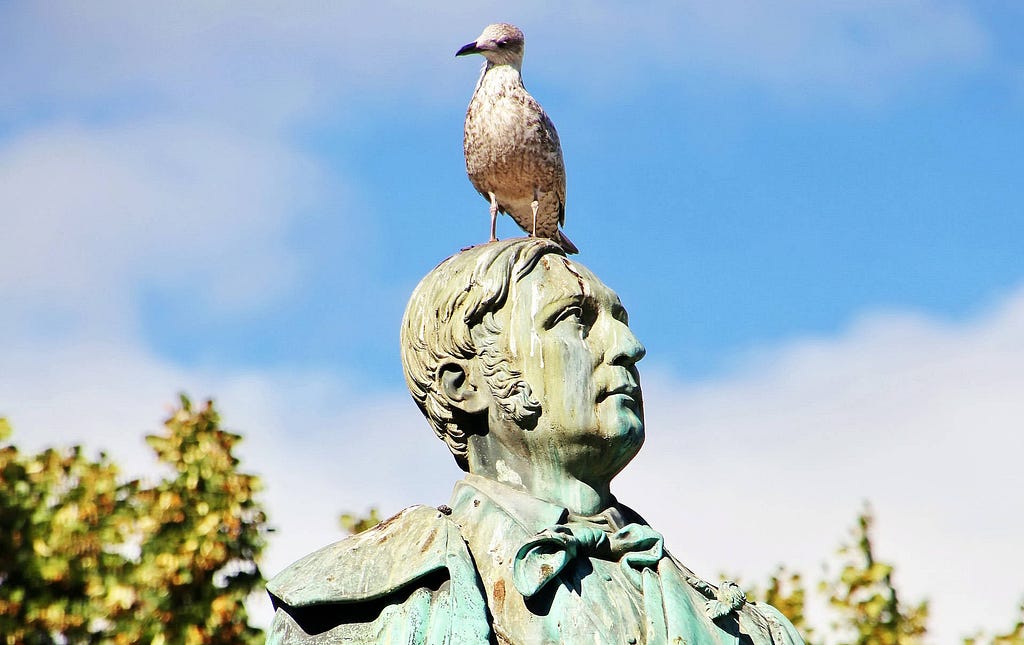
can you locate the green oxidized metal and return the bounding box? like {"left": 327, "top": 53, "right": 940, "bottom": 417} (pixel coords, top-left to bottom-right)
{"left": 267, "top": 238, "right": 805, "bottom": 645}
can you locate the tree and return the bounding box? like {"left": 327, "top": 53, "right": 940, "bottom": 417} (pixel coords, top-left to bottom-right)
{"left": 739, "top": 506, "right": 928, "bottom": 645}
{"left": 339, "top": 507, "right": 381, "bottom": 535}
{"left": 820, "top": 506, "right": 928, "bottom": 645}
{"left": 748, "top": 506, "right": 1022, "bottom": 644}
{"left": 754, "top": 566, "right": 814, "bottom": 642}
{"left": 965, "top": 601, "right": 1024, "bottom": 645}
{"left": 0, "top": 396, "right": 267, "bottom": 644}
{"left": 133, "top": 396, "right": 267, "bottom": 644}
{"left": 0, "top": 418, "right": 139, "bottom": 643}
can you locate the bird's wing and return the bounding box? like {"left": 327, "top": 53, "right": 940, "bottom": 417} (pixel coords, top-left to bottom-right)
{"left": 537, "top": 109, "right": 566, "bottom": 226}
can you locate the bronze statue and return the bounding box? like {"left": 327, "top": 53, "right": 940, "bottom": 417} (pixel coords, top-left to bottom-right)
{"left": 267, "top": 238, "right": 804, "bottom": 644}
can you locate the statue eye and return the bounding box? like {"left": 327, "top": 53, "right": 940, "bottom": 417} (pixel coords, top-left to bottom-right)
{"left": 613, "top": 305, "right": 629, "bottom": 325}
{"left": 552, "top": 305, "right": 585, "bottom": 326}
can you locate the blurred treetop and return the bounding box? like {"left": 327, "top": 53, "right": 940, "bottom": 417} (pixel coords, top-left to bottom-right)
{"left": 0, "top": 396, "right": 267, "bottom": 645}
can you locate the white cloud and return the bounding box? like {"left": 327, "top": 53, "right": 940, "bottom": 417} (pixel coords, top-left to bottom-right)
{"left": 622, "top": 286, "right": 1024, "bottom": 641}
{"left": 657, "top": 0, "right": 989, "bottom": 104}
{"left": 0, "top": 120, "right": 342, "bottom": 334}
{"left": 0, "top": 1, "right": 992, "bottom": 122}
{"left": 0, "top": 3, "right": 505, "bottom": 127}
{"left": 3, "top": 282, "right": 1022, "bottom": 640}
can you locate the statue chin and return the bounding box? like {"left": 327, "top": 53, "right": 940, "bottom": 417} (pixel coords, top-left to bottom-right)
{"left": 599, "top": 404, "right": 646, "bottom": 468}
{"left": 607, "top": 424, "right": 646, "bottom": 477}
{"left": 566, "top": 419, "right": 645, "bottom": 484}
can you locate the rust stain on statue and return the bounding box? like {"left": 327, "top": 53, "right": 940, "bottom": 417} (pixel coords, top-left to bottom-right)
{"left": 419, "top": 529, "right": 437, "bottom": 553}
{"left": 493, "top": 579, "right": 506, "bottom": 608}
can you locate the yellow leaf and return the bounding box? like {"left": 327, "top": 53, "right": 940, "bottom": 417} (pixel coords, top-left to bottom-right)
{"left": 32, "top": 538, "right": 52, "bottom": 557}
{"left": 197, "top": 513, "right": 219, "bottom": 536}
{"left": 108, "top": 584, "right": 137, "bottom": 610}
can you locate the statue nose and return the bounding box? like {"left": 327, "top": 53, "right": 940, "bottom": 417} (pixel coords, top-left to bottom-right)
{"left": 608, "top": 321, "right": 646, "bottom": 367}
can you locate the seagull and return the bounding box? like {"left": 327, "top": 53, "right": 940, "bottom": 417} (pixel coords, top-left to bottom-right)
{"left": 457, "top": 23, "right": 578, "bottom": 254}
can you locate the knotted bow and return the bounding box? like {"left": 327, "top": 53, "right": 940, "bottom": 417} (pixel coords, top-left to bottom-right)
{"left": 512, "top": 521, "right": 665, "bottom": 597}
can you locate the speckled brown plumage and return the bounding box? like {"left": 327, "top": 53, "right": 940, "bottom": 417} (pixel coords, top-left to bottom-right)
{"left": 457, "top": 23, "right": 578, "bottom": 254}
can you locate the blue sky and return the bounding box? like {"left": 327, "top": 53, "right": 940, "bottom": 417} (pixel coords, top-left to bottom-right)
{"left": 85, "top": 1, "right": 1024, "bottom": 385}
{"left": 2, "top": 2, "right": 1023, "bottom": 640}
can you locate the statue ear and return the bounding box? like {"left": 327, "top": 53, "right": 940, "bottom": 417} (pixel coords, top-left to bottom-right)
{"left": 437, "top": 360, "right": 490, "bottom": 415}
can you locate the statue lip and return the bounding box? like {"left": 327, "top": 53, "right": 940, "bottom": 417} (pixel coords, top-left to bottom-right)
{"left": 598, "top": 383, "right": 640, "bottom": 404}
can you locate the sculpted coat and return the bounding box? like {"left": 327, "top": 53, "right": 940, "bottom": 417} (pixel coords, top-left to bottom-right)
{"left": 267, "top": 239, "right": 805, "bottom": 645}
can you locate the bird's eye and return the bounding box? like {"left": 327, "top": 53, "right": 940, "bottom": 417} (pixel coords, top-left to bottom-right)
{"left": 496, "top": 39, "right": 509, "bottom": 48}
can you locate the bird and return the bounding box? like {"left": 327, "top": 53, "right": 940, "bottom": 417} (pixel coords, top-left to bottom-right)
{"left": 456, "top": 23, "right": 578, "bottom": 254}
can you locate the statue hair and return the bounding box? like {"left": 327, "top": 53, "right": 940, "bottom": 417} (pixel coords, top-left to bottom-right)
{"left": 400, "top": 238, "right": 565, "bottom": 471}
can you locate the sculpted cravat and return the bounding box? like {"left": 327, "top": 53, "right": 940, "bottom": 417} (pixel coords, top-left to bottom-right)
{"left": 512, "top": 520, "right": 664, "bottom": 597}
{"left": 512, "top": 517, "right": 750, "bottom": 644}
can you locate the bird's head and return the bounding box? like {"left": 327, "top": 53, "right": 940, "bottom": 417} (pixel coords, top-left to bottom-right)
{"left": 456, "top": 23, "right": 525, "bottom": 70}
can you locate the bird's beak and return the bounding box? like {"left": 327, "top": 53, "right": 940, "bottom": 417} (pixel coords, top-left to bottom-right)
{"left": 456, "top": 41, "right": 481, "bottom": 57}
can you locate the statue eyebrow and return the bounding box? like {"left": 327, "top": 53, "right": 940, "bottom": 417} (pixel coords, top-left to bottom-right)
{"left": 537, "top": 293, "right": 588, "bottom": 326}
{"left": 537, "top": 291, "right": 630, "bottom": 326}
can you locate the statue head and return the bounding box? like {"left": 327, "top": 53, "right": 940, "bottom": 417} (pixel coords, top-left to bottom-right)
{"left": 401, "top": 238, "right": 646, "bottom": 491}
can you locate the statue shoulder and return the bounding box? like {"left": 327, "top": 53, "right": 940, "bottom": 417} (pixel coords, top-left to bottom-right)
{"left": 266, "top": 505, "right": 491, "bottom": 644}
{"left": 747, "top": 602, "right": 806, "bottom": 645}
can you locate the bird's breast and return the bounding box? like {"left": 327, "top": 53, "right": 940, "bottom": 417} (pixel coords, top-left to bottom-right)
{"left": 464, "top": 88, "right": 563, "bottom": 191}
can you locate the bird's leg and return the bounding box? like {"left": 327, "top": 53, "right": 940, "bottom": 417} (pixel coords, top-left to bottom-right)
{"left": 488, "top": 192, "right": 498, "bottom": 242}
{"left": 531, "top": 188, "right": 539, "bottom": 237}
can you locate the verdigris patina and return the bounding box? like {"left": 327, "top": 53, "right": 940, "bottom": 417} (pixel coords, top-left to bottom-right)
{"left": 266, "top": 238, "right": 805, "bottom": 644}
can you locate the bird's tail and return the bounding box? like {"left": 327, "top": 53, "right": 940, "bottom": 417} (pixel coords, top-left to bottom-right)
{"left": 556, "top": 230, "right": 579, "bottom": 255}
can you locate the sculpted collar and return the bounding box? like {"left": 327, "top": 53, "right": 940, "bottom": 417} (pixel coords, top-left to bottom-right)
{"left": 455, "top": 475, "right": 666, "bottom": 598}
{"left": 456, "top": 473, "right": 630, "bottom": 533}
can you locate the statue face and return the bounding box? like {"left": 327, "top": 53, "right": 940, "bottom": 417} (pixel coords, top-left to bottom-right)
{"left": 493, "top": 254, "right": 646, "bottom": 479}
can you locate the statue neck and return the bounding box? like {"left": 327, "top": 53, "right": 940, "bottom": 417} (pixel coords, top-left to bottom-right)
{"left": 524, "top": 473, "right": 613, "bottom": 516}
{"left": 466, "top": 435, "right": 613, "bottom": 515}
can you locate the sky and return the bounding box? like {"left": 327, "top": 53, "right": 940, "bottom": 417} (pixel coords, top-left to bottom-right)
{"left": 1, "top": 1, "right": 1022, "bottom": 641}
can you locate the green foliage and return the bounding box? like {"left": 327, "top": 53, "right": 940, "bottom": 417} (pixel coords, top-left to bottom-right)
{"left": 742, "top": 506, "right": 933, "bottom": 645}
{"left": 0, "top": 427, "right": 139, "bottom": 643}
{"left": 821, "top": 506, "right": 928, "bottom": 645}
{"left": 0, "top": 396, "right": 267, "bottom": 644}
{"left": 753, "top": 566, "right": 814, "bottom": 642}
{"left": 339, "top": 507, "right": 382, "bottom": 535}
{"left": 965, "top": 600, "right": 1024, "bottom": 645}
{"left": 135, "top": 395, "right": 267, "bottom": 644}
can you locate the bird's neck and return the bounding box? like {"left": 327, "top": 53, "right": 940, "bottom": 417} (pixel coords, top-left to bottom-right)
{"left": 476, "top": 62, "right": 524, "bottom": 93}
